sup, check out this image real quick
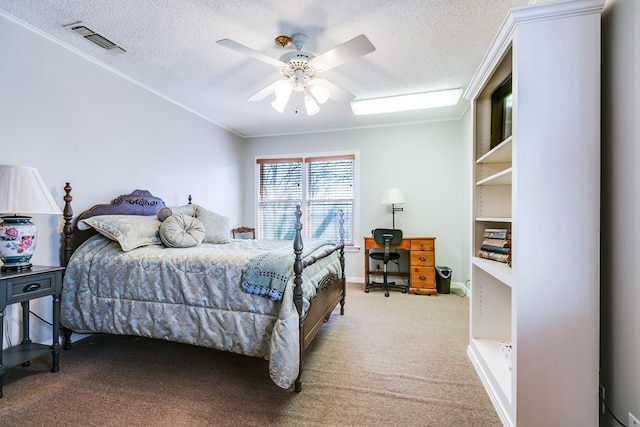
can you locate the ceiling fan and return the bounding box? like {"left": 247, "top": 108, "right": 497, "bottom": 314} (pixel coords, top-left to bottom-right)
{"left": 216, "top": 33, "right": 375, "bottom": 115}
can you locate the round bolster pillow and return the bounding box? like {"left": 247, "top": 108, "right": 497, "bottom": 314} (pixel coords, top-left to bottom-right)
{"left": 159, "top": 213, "right": 205, "bottom": 248}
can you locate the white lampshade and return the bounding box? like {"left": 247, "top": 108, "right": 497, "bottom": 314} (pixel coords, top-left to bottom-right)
{"left": 271, "top": 81, "right": 293, "bottom": 113}
{"left": 0, "top": 165, "right": 61, "bottom": 271}
{"left": 309, "top": 82, "right": 330, "bottom": 104}
{"left": 274, "top": 80, "right": 293, "bottom": 99}
{"left": 304, "top": 92, "right": 320, "bottom": 115}
{"left": 382, "top": 187, "right": 405, "bottom": 205}
{"left": 0, "top": 165, "right": 61, "bottom": 214}
{"left": 271, "top": 95, "right": 289, "bottom": 113}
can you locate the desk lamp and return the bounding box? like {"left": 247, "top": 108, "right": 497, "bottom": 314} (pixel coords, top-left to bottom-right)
{"left": 0, "top": 165, "right": 62, "bottom": 271}
{"left": 382, "top": 187, "right": 405, "bottom": 229}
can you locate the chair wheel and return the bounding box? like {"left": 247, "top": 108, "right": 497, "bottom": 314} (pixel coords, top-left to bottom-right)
{"left": 385, "top": 291, "right": 390, "bottom": 297}
{"left": 365, "top": 288, "right": 370, "bottom": 293}
{"left": 402, "top": 288, "right": 407, "bottom": 293}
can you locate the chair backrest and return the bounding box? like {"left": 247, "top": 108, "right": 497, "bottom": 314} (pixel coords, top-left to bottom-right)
{"left": 232, "top": 226, "right": 256, "bottom": 239}
{"left": 372, "top": 228, "right": 403, "bottom": 246}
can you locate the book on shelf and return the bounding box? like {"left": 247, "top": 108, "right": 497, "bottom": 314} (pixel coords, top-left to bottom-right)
{"left": 483, "top": 228, "right": 510, "bottom": 239}
{"left": 479, "top": 228, "right": 512, "bottom": 264}
{"left": 478, "top": 250, "right": 510, "bottom": 263}
{"left": 482, "top": 238, "right": 510, "bottom": 248}
{"left": 479, "top": 244, "right": 510, "bottom": 255}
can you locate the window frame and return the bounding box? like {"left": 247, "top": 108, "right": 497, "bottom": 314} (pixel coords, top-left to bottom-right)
{"left": 255, "top": 151, "right": 358, "bottom": 245}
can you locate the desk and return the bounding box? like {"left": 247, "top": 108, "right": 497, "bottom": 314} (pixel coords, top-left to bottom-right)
{"left": 364, "top": 236, "right": 436, "bottom": 295}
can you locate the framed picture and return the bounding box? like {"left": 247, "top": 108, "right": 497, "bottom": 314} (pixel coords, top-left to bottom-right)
{"left": 490, "top": 75, "right": 513, "bottom": 149}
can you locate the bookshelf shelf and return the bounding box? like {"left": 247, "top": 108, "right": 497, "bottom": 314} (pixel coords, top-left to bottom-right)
{"left": 476, "top": 136, "right": 512, "bottom": 164}
{"left": 472, "top": 256, "right": 512, "bottom": 287}
{"left": 468, "top": 338, "right": 512, "bottom": 402}
{"left": 475, "top": 217, "right": 512, "bottom": 223}
{"left": 476, "top": 167, "right": 512, "bottom": 186}
{"left": 465, "top": 1, "right": 602, "bottom": 425}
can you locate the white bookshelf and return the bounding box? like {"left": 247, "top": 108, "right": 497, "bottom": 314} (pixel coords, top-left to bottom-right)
{"left": 465, "top": 1, "right": 603, "bottom": 425}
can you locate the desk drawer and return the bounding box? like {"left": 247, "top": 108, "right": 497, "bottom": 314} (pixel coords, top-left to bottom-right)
{"left": 410, "top": 267, "right": 435, "bottom": 288}
{"left": 410, "top": 251, "right": 434, "bottom": 267}
{"left": 411, "top": 239, "right": 434, "bottom": 251}
{"left": 7, "top": 274, "right": 55, "bottom": 303}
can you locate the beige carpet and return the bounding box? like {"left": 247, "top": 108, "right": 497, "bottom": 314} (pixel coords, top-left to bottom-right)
{"left": 0, "top": 282, "right": 500, "bottom": 426}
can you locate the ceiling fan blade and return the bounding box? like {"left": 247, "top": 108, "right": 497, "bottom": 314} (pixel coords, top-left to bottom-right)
{"left": 310, "top": 34, "right": 375, "bottom": 72}
{"left": 216, "top": 39, "right": 286, "bottom": 68}
{"left": 314, "top": 78, "right": 355, "bottom": 103}
{"left": 247, "top": 80, "right": 283, "bottom": 101}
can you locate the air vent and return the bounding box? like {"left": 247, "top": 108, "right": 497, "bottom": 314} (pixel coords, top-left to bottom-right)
{"left": 64, "top": 22, "right": 126, "bottom": 53}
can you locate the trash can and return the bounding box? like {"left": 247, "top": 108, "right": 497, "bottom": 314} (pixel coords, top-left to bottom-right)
{"left": 435, "top": 266, "right": 452, "bottom": 294}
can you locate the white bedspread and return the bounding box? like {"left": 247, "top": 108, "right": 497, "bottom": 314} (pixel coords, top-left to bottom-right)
{"left": 61, "top": 234, "right": 342, "bottom": 388}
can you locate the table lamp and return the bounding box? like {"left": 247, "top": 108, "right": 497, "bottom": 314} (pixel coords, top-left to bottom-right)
{"left": 0, "top": 165, "right": 62, "bottom": 271}
{"left": 382, "top": 187, "right": 405, "bottom": 229}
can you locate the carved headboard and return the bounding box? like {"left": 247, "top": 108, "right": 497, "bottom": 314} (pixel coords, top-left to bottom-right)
{"left": 76, "top": 189, "right": 165, "bottom": 222}
{"left": 62, "top": 184, "right": 166, "bottom": 265}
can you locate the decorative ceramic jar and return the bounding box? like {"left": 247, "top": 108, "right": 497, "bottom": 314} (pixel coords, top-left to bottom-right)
{"left": 0, "top": 216, "right": 37, "bottom": 270}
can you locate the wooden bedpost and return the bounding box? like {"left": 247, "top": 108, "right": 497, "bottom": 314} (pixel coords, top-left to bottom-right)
{"left": 293, "top": 205, "right": 304, "bottom": 317}
{"left": 62, "top": 183, "right": 74, "bottom": 267}
{"left": 293, "top": 205, "right": 304, "bottom": 392}
{"left": 61, "top": 182, "right": 74, "bottom": 350}
{"left": 338, "top": 210, "right": 346, "bottom": 315}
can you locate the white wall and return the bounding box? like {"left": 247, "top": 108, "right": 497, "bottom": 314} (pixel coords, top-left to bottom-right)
{"left": 0, "top": 13, "right": 244, "bottom": 345}
{"left": 600, "top": 0, "right": 640, "bottom": 424}
{"left": 242, "top": 120, "right": 470, "bottom": 285}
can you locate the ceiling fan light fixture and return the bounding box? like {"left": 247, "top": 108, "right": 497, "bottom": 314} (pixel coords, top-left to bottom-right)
{"left": 304, "top": 92, "right": 320, "bottom": 115}
{"left": 309, "top": 82, "right": 330, "bottom": 104}
{"left": 293, "top": 69, "right": 307, "bottom": 91}
{"left": 274, "top": 80, "right": 293, "bottom": 99}
{"left": 218, "top": 33, "right": 375, "bottom": 118}
{"left": 271, "top": 81, "right": 293, "bottom": 113}
{"left": 351, "top": 88, "right": 462, "bottom": 116}
{"left": 271, "top": 96, "right": 289, "bottom": 113}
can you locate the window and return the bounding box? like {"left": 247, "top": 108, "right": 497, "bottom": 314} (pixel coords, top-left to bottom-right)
{"left": 257, "top": 154, "right": 354, "bottom": 244}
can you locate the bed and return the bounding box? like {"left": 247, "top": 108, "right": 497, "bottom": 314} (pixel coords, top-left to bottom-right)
{"left": 59, "top": 184, "right": 346, "bottom": 392}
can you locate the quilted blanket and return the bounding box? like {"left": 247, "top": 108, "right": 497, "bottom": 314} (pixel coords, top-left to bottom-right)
{"left": 241, "top": 238, "right": 332, "bottom": 301}
{"left": 61, "top": 234, "right": 341, "bottom": 388}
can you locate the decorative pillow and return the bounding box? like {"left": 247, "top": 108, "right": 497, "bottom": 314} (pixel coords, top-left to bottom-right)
{"left": 78, "top": 215, "right": 162, "bottom": 251}
{"left": 157, "top": 204, "right": 196, "bottom": 222}
{"left": 193, "top": 205, "right": 230, "bottom": 244}
{"left": 158, "top": 203, "right": 230, "bottom": 244}
{"left": 159, "top": 213, "right": 205, "bottom": 248}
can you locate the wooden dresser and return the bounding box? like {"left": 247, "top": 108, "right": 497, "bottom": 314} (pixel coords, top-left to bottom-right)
{"left": 364, "top": 236, "right": 436, "bottom": 295}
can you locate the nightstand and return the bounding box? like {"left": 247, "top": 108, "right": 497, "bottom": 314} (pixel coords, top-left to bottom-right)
{"left": 0, "top": 266, "right": 64, "bottom": 397}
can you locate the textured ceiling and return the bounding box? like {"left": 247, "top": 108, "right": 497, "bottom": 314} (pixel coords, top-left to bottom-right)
{"left": 0, "top": 0, "right": 534, "bottom": 138}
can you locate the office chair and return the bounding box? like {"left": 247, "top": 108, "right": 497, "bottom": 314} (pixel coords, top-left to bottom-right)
{"left": 366, "top": 228, "right": 407, "bottom": 297}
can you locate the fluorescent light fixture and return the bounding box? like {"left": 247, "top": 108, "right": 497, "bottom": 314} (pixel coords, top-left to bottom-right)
{"left": 351, "top": 88, "right": 462, "bottom": 116}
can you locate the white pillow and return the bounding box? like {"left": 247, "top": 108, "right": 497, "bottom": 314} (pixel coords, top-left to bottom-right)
{"left": 157, "top": 203, "right": 230, "bottom": 244}
{"left": 159, "top": 213, "right": 205, "bottom": 248}
{"left": 193, "top": 205, "right": 230, "bottom": 244}
{"left": 157, "top": 204, "right": 196, "bottom": 222}
{"left": 79, "top": 215, "right": 162, "bottom": 251}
